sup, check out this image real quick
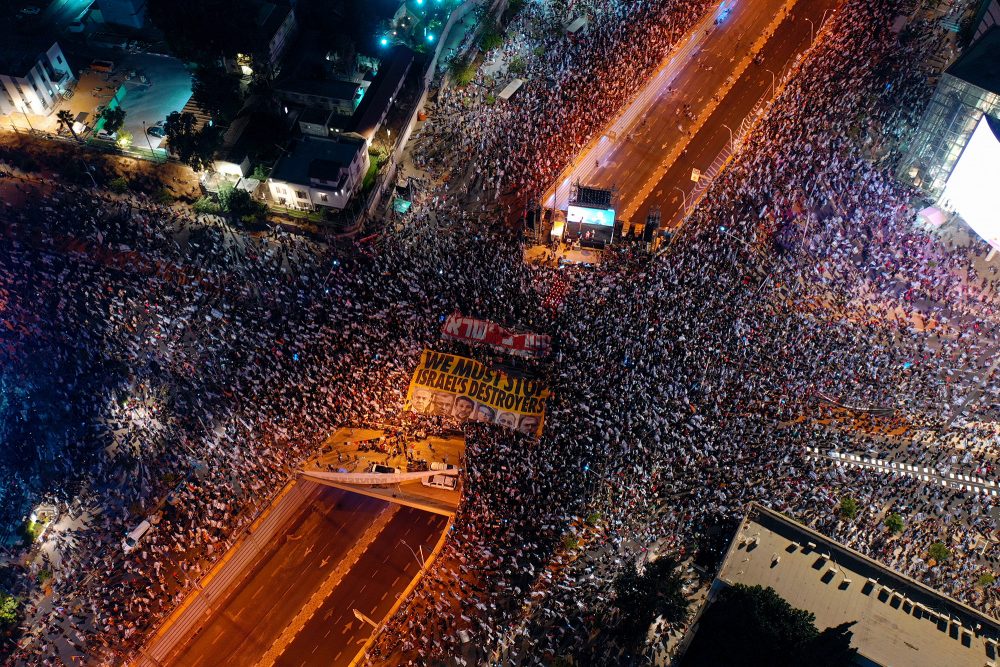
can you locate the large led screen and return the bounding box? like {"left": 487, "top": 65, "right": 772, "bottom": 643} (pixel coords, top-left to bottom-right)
{"left": 567, "top": 205, "right": 615, "bottom": 227}
{"left": 943, "top": 115, "right": 1000, "bottom": 251}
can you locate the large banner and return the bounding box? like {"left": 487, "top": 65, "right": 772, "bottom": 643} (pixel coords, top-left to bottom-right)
{"left": 404, "top": 349, "right": 549, "bottom": 437}
{"left": 441, "top": 313, "right": 551, "bottom": 358}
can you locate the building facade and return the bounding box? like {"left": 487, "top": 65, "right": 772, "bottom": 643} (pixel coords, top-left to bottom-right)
{"left": 0, "top": 41, "right": 75, "bottom": 117}
{"left": 267, "top": 135, "right": 369, "bottom": 211}
{"left": 898, "top": 28, "right": 1000, "bottom": 198}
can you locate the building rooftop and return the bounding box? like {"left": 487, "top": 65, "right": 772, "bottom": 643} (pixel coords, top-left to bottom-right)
{"left": 947, "top": 27, "right": 1000, "bottom": 95}
{"left": 351, "top": 46, "right": 415, "bottom": 140}
{"left": 270, "top": 135, "right": 365, "bottom": 186}
{"left": 277, "top": 77, "right": 362, "bottom": 102}
{"left": 711, "top": 503, "right": 1000, "bottom": 667}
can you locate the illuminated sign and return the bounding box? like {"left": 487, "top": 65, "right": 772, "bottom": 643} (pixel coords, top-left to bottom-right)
{"left": 942, "top": 115, "right": 1000, "bottom": 251}
{"left": 567, "top": 205, "right": 615, "bottom": 227}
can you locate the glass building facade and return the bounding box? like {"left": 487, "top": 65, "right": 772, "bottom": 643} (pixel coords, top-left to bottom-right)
{"left": 899, "top": 73, "right": 1000, "bottom": 198}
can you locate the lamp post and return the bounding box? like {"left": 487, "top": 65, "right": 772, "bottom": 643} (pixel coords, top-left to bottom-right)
{"left": 805, "top": 17, "right": 814, "bottom": 42}
{"left": 141, "top": 120, "right": 157, "bottom": 161}
{"left": 722, "top": 123, "right": 734, "bottom": 153}
{"left": 672, "top": 186, "right": 687, "bottom": 214}
{"left": 765, "top": 68, "right": 776, "bottom": 97}
{"left": 400, "top": 538, "right": 425, "bottom": 569}
{"left": 822, "top": 8, "right": 832, "bottom": 24}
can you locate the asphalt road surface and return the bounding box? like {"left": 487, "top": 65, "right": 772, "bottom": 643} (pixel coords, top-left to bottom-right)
{"left": 545, "top": 0, "right": 842, "bottom": 233}
{"left": 170, "top": 488, "right": 445, "bottom": 667}
{"left": 274, "top": 507, "right": 447, "bottom": 667}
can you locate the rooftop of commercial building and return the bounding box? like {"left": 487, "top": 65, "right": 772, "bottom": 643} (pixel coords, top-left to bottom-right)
{"left": 947, "top": 27, "right": 1000, "bottom": 95}
{"left": 712, "top": 503, "right": 1000, "bottom": 667}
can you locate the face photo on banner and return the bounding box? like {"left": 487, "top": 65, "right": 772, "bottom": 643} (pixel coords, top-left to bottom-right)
{"left": 404, "top": 349, "right": 549, "bottom": 437}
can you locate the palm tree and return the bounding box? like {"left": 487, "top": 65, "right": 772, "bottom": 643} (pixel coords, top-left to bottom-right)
{"left": 56, "top": 109, "right": 79, "bottom": 141}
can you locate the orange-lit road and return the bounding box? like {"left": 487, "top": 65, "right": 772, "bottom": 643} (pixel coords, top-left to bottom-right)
{"left": 544, "top": 0, "right": 841, "bottom": 232}
{"left": 168, "top": 487, "right": 446, "bottom": 667}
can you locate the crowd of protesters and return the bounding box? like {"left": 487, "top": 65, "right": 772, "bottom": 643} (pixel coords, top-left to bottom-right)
{"left": 371, "top": 0, "right": 1000, "bottom": 663}
{"left": 1, "top": 0, "right": 998, "bottom": 663}
{"left": 414, "top": 0, "right": 714, "bottom": 206}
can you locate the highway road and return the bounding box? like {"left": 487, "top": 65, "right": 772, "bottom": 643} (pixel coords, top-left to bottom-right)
{"left": 274, "top": 507, "right": 447, "bottom": 667}
{"left": 543, "top": 0, "right": 841, "bottom": 234}
{"left": 169, "top": 487, "right": 446, "bottom": 667}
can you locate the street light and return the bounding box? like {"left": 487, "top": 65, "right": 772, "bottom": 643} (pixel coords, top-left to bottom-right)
{"left": 721, "top": 123, "right": 734, "bottom": 153}
{"left": 822, "top": 8, "right": 832, "bottom": 24}
{"left": 141, "top": 120, "right": 157, "bottom": 160}
{"left": 400, "top": 538, "right": 425, "bottom": 568}
{"left": 805, "top": 17, "right": 814, "bottom": 42}
{"left": 765, "top": 68, "right": 776, "bottom": 97}
{"left": 672, "top": 186, "right": 688, "bottom": 214}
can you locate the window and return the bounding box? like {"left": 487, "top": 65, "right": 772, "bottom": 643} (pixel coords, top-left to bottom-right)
{"left": 319, "top": 193, "right": 328, "bottom": 202}
{"left": 296, "top": 190, "right": 307, "bottom": 200}
{"left": 56, "top": 56, "right": 63, "bottom": 64}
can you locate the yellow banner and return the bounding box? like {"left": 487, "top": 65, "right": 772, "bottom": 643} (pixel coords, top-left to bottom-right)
{"left": 404, "top": 349, "right": 549, "bottom": 437}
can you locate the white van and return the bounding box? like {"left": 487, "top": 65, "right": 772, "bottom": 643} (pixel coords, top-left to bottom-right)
{"left": 422, "top": 474, "right": 458, "bottom": 490}
{"left": 429, "top": 462, "right": 456, "bottom": 471}
{"left": 122, "top": 519, "right": 152, "bottom": 553}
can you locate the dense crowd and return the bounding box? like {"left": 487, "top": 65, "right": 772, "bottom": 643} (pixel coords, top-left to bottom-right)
{"left": 1, "top": 0, "right": 997, "bottom": 664}
{"left": 414, "top": 0, "right": 713, "bottom": 204}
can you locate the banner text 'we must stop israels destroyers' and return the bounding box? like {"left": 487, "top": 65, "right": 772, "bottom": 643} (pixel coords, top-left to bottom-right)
{"left": 404, "top": 349, "right": 549, "bottom": 437}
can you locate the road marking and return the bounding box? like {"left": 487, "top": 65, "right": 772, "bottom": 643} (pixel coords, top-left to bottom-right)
{"left": 380, "top": 591, "right": 389, "bottom": 601}
{"left": 392, "top": 575, "right": 401, "bottom": 586}
{"left": 254, "top": 504, "right": 400, "bottom": 667}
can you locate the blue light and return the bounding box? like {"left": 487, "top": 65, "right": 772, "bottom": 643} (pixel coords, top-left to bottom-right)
{"left": 379, "top": 37, "right": 389, "bottom": 47}
{"left": 427, "top": 33, "right": 435, "bottom": 43}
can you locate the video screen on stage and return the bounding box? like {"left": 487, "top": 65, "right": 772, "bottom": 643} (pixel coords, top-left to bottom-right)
{"left": 943, "top": 114, "right": 1000, "bottom": 251}
{"left": 567, "top": 205, "right": 616, "bottom": 227}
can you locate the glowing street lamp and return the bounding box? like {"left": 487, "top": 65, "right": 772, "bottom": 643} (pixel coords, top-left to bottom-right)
{"left": 379, "top": 36, "right": 389, "bottom": 47}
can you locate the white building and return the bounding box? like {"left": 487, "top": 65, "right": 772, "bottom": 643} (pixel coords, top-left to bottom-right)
{"left": 0, "top": 41, "right": 74, "bottom": 117}
{"left": 267, "top": 135, "right": 369, "bottom": 211}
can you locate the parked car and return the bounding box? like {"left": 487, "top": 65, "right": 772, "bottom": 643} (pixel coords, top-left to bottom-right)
{"left": 19, "top": 6, "right": 41, "bottom": 15}
{"left": 371, "top": 464, "right": 400, "bottom": 474}
{"left": 90, "top": 59, "right": 115, "bottom": 73}
{"left": 146, "top": 122, "right": 165, "bottom": 138}
{"left": 67, "top": 20, "right": 85, "bottom": 32}
{"left": 429, "top": 461, "right": 457, "bottom": 471}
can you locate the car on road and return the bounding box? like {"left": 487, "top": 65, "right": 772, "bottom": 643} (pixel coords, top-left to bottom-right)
{"left": 146, "top": 122, "right": 165, "bottom": 138}
{"left": 429, "top": 461, "right": 456, "bottom": 471}
{"left": 422, "top": 474, "right": 458, "bottom": 490}
{"left": 68, "top": 20, "right": 86, "bottom": 33}
{"left": 122, "top": 519, "right": 152, "bottom": 553}
{"left": 19, "top": 6, "right": 41, "bottom": 15}
{"left": 370, "top": 464, "right": 400, "bottom": 474}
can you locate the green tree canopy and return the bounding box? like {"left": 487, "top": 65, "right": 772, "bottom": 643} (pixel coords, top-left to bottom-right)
{"left": 929, "top": 542, "right": 950, "bottom": 563}
{"left": 164, "top": 111, "right": 222, "bottom": 172}
{"left": 101, "top": 106, "right": 126, "bottom": 134}
{"left": 191, "top": 63, "right": 244, "bottom": 123}
{"left": 613, "top": 556, "right": 689, "bottom": 645}
{"left": 683, "top": 584, "right": 857, "bottom": 667}
{"left": 884, "top": 512, "right": 904, "bottom": 534}
{"left": 839, "top": 496, "right": 859, "bottom": 520}
{"left": 218, "top": 183, "right": 266, "bottom": 222}
{"left": 0, "top": 591, "right": 19, "bottom": 626}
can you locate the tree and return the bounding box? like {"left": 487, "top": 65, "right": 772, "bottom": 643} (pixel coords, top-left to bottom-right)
{"left": 218, "top": 182, "right": 265, "bottom": 221}
{"left": 191, "top": 62, "right": 244, "bottom": 123}
{"left": 56, "top": 109, "right": 79, "bottom": 141}
{"left": 0, "top": 592, "right": 18, "bottom": 626}
{"left": 101, "top": 106, "right": 126, "bottom": 134}
{"left": 978, "top": 573, "right": 995, "bottom": 587}
{"left": 838, "top": 496, "right": 859, "bottom": 520}
{"left": 613, "top": 556, "right": 689, "bottom": 644}
{"left": 884, "top": 512, "right": 904, "bottom": 534}
{"left": 929, "top": 542, "right": 950, "bottom": 563}
{"left": 683, "top": 584, "right": 856, "bottom": 667}
{"left": 163, "top": 111, "right": 222, "bottom": 171}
